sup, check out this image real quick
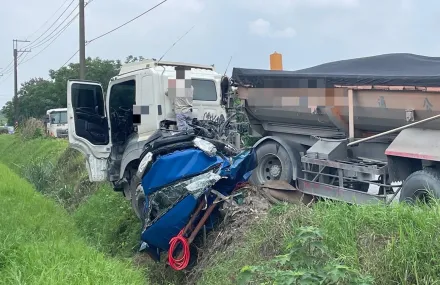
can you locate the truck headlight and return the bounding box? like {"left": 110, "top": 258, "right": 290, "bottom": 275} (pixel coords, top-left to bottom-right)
{"left": 137, "top": 152, "right": 153, "bottom": 177}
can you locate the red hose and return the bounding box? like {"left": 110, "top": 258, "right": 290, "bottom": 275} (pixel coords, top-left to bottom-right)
{"left": 168, "top": 229, "right": 190, "bottom": 270}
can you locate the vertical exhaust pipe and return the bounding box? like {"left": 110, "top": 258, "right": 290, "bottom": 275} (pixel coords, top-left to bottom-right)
{"left": 270, "top": 52, "right": 283, "bottom": 70}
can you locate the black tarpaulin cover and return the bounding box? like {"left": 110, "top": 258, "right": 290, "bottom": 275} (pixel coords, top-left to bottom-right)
{"left": 231, "top": 53, "right": 440, "bottom": 88}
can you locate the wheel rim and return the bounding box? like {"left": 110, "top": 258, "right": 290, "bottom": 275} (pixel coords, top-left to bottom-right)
{"left": 257, "top": 153, "right": 283, "bottom": 183}
{"left": 411, "top": 189, "right": 433, "bottom": 204}
{"left": 135, "top": 184, "right": 147, "bottom": 219}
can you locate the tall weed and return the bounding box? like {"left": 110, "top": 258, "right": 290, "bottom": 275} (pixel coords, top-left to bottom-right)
{"left": 19, "top": 118, "right": 45, "bottom": 141}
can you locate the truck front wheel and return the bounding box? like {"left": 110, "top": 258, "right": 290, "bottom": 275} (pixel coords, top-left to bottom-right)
{"left": 250, "top": 140, "right": 293, "bottom": 185}
{"left": 130, "top": 175, "right": 146, "bottom": 221}
{"left": 399, "top": 168, "right": 440, "bottom": 204}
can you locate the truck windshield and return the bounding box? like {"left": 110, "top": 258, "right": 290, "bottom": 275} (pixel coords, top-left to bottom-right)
{"left": 50, "top": 111, "right": 67, "bottom": 124}
{"left": 192, "top": 79, "right": 217, "bottom": 101}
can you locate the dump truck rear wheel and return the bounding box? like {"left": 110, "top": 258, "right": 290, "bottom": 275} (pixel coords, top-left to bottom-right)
{"left": 399, "top": 168, "right": 440, "bottom": 204}
{"left": 250, "top": 140, "right": 293, "bottom": 185}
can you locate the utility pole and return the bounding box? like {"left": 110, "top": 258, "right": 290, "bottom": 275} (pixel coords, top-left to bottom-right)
{"left": 79, "top": 0, "right": 86, "bottom": 79}
{"left": 13, "top": 39, "right": 31, "bottom": 123}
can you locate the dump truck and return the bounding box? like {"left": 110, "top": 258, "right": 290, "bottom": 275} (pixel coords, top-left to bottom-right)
{"left": 232, "top": 53, "right": 440, "bottom": 204}
{"left": 46, "top": 108, "right": 68, "bottom": 138}
{"left": 66, "top": 59, "right": 230, "bottom": 219}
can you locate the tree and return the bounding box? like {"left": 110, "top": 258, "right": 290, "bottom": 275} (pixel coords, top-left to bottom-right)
{"left": 49, "top": 57, "right": 122, "bottom": 106}
{"left": 0, "top": 110, "right": 6, "bottom": 126}
{"left": 1, "top": 56, "right": 127, "bottom": 124}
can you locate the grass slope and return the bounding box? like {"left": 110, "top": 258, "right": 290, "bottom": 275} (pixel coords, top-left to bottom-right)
{"left": 0, "top": 162, "right": 146, "bottom": 285}
{"left": 2, "top": 135, "right": 440, "bottom": 284}
{"left": 0, "top": 136, "right": 67, "bottom": 172}
{"left": 200, "top": 203, "right": 440, "bottom": 285}
{"left": 0, "top": 136, "right": 141, "bottom": 260}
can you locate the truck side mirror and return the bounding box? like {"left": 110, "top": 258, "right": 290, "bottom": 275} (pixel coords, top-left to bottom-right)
{"left": 44, "top": 115, "right": 49, "bottom": 123}
{"left": 221, "top": 76, "right": 229, "bottom": 106}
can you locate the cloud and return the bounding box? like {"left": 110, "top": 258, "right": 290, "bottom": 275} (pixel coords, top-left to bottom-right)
{"left": 248, "top": 19, "right": 271, "bottom": 36}
{"left": 248, "top": 19, "right": 296, "bottom": 38}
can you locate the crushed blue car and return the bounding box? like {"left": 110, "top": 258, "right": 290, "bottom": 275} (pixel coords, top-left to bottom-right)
{"left": 134, "top": 129, "right": 257, "bottom": 270}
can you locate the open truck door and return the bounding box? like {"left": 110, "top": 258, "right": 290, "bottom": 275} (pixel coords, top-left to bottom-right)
{"left": 67, "top": 80, "right": 111, "bottom": 182}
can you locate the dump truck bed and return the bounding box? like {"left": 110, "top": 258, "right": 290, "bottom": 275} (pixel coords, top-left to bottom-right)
{"left": 232, "top": 53, "right": 440, "bottom": 139}
{"left": 232, "top": 53, "right": 440, "bottom": 88}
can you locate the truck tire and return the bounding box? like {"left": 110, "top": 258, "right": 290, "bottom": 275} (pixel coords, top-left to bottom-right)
{"left": 130, "top": 175, "right": 146, "bottom": 221}
{"left": 399, "top": 168, "right": 440, "bottom": 204}
{"left": 250, "top": 140, "right": 293, "bottom": 185}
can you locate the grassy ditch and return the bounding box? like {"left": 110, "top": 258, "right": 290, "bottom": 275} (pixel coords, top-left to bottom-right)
{"left": 199, "top": 202, "right": 440, "bottom": 285}
{"left": 0, "top": 162, "right": 146, "bottom": 285}
{"left": 0, "top": 135, "right": 140, "bottom": 258}
{"left": 0, "top": 134, "right": 182, "bottom": 284}
{"left": 1, "top": 134, "right": 440, "bottom": 285}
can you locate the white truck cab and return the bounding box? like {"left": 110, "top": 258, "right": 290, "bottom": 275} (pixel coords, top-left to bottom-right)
{"left": 67, "top": 59, "right": 227, "bottom": 202}
{"left": 46, "top": 108, "right": 68, "bottom": 138}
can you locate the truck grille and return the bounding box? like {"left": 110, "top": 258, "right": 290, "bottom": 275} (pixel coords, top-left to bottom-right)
{"left": 56, "top": 129, "right": 68, "bottom": 138}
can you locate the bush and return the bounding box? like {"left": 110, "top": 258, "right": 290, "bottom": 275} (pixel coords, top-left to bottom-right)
{"left": 0, "top": 127, "right": 8, "bottom": 134}
{"left": 19, "top": 117, "right": 45, "bottom": 140}
{"left": 238, "top": 226, "right": 373, "bottom": 285}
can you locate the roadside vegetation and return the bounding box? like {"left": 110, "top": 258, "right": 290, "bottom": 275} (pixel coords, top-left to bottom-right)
{"left": 1, "top": 120, "right": 440, "bottom": 284}
{"left": 0, "top": 121, "right": 180, "bottom": 285}
{"left": 0, "top": 123, "right": 141, "bottom": 256}
{"left": 0, "top": 162, "right": 146, "bottom": 285}
{"left": 200, "top": 201, "right": 440, "bottom": 285}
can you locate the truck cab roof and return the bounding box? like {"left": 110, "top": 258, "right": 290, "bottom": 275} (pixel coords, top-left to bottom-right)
{"left": 47, "top": 108, "right": 67, "bottom": 114}
{"left": 113, "top": 59, "right": 220, "bottom": 81}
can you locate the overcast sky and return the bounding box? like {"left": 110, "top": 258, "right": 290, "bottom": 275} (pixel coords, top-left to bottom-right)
{"left": 0, "top": 0, "right": 437, "bottom": 107}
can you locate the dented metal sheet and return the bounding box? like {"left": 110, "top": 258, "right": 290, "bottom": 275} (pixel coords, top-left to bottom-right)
{"left": 385, "top": 128, "right": 440, "bottom": 161}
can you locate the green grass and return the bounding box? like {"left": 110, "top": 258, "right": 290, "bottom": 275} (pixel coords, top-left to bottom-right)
{"left": 0, "top": 162, "right": 146, "bottom": 285}
{"left": 73, "top": 186, "right": 141, "bottom": 257}
{"left": 0, "top": 135, "right": 67, "bottom": 172}
{"left": 0, "top": 135, "right": 141, "bottom": 257}
{"left": 199, "top": 202, "right": 440, "bottom": 285}
{"left": 2, "top": 134, "right": 440, "bottom": 284}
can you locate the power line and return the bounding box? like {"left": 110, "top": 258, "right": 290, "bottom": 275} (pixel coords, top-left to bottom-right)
{"left": 2, "top": 53, "right": 25, "bottom": 75}
{"left": 24, "top": 0, "right": 72, "bottom": 41}
{"left": 0, "top": 1, "right": 73, "bottom": 73}
{"left": 0, "top": 73, "right": 12, "bottom": 86}
{"left": 20, "top": 13, "right": 79, "bottom": 66}
{"left": 61, "top": 0, "right": 167, "bottom": 69}
{"left": 17, "top": 52, "right": 30, "bottom": 65}
{"left": 26, "top": 3, "right": 79, "bottom": 50}
{"left": 23, "top": 0, "right": 76, "bottom": 49}
{"left": 22, "top": 0, "right": 95, "bottom": 67}
{"left": 1, "top": 60, "right": 13, "bottom": 75}
{"left": 61, "top": 49, "right": 80, "bottom": 68}
{"left": 87, "top": 0, "right": 168, "bottom": 44}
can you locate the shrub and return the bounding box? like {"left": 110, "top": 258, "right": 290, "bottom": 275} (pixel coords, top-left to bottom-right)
{"left": 0, "top": 127, "right": 8, "bottom": 134}
{"left": 19, "top": 117, "right": 45, "bottom": 141}
{"left": 238, "top": 226, "right": 374, "bottom": 285}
